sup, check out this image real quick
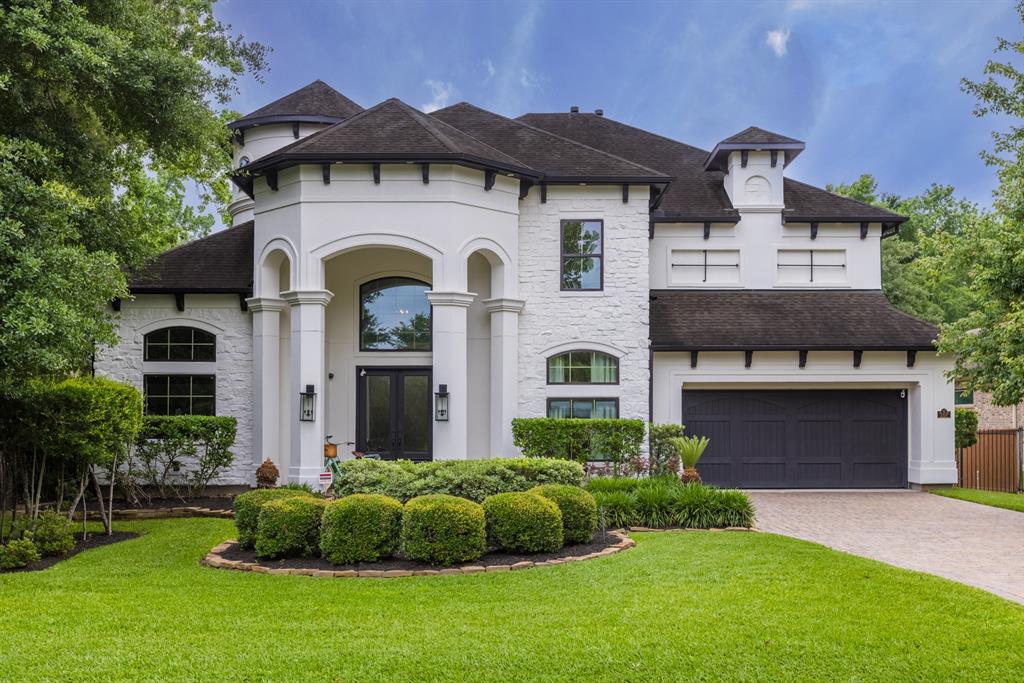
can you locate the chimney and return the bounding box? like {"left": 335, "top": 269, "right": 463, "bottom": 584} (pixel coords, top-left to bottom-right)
{"left": 595, "top": 109, "right": 604, "bottom": 117}
{"left": 569, "top": 105, "right": 579, "bottom": 114}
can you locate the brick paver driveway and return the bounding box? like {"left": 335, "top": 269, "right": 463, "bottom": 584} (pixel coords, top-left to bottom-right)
{"left": 748, "top": 490, "right": 1024, "bottom": 604}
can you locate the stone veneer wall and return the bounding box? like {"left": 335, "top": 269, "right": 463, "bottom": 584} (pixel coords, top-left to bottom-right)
{"left": 516, "top": 186, "right": 651, "bottom": 429}
{"left": 94, "top": 293, "right": 255, "bottom": 484}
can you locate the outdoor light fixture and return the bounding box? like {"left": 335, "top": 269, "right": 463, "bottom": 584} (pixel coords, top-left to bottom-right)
{"left": 434, "top": 384, "right": 449, "bottom": 422}
{"left": 299, "top": 384, "right": 316, "bottom": 422}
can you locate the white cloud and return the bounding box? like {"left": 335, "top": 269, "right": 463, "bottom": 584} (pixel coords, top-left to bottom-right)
{"left": 519, "top": 67, "right": 545, "bottom": 89}
{"left": 484, "top": 59, "right": 496, "bottom": 82}
{"left": 766, "top": 28, "right": 791, "bottom": 57}
{"left": 421, "top": 80, "right": 456, "bottom": 113}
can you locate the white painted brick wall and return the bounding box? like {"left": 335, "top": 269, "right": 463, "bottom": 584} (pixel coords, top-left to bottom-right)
{"left": 516, "top": 186, "right": 651, "bottom": 426}
{"left": 94, "top": 293, "right": 255, "bottom": 485}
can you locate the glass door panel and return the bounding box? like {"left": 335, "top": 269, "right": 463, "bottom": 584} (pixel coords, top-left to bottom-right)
{"left": 401, "top": 373, "right": 430, "bottom": 456}
{"left": 365, "top": 373, "right": 392, "bottom": 454}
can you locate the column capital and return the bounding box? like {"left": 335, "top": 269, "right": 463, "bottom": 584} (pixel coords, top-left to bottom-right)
{"left": 246, "top": 297, "right": 288, "bottom": 313}
{"left": 482, "top": 297, "right": 525, "bottom": 314}
{"left": 426, "top": 290, "right": 476, "bottom": 308}
{"left": 281, "top": 289, "right": 334, "bottom": 307}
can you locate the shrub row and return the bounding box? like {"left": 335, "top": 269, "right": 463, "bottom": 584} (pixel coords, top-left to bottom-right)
{"left": 586, "top": 477, "right": 754, "bottom": 529}
{"left": 331, "top": 458, "right": 584, "bottom": 502}
{"left": 511, "top": 418, "right": 646, "bottom": 464}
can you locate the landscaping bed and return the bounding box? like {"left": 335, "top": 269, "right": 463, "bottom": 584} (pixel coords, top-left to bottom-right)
{"left": 2, "top": 530, "right": 138, "bottom": 573}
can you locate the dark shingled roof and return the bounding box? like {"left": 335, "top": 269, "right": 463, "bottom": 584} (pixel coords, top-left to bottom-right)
{"left": 229, "top": 80, "right": 364, "bottom": 130}
{"left": 650, "top": 290, "right": 939, "bottom": 351}
{"left": 246, "top": 98, "right": 538, "bottom": 177}
{"left": 720, "top": 126, "right": 804, "bottom": 146}
{"left": 430, "top": 102, "right": 668, "bottom": 182}
{"left": 128, "top": 221, "right": 253, "bottom": 294}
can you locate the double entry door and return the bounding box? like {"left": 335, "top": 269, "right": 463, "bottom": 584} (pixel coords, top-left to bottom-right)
{"left": 355, "top": 367, "right": 432, "bottom": 461}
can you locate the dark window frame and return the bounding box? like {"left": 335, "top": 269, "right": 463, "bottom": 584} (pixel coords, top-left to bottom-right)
{"left": 545, "top": 397, "right": 620, "bottom": 419}
{"left": 671, "top": 249, "right": 740, "bottom": 283}
{"left": 777, "top": 249, "right": 846, "bottom": 283}
{"left": 954, "top": 387, "right": 975, "bottom": 406}
{"left": 560, "top": 219, "right": 604, "bottom": 291}
{"left": 358, "top": 277, "right": 433, "bottom": 353}
{"left": 143, "top": 374, "right": 216, "bottom": 416}
{"left": 143, "top": 326, "right": 216, "bottom": 362}
{"left": 546, "top": 350, "right": 620, "bottom": 385}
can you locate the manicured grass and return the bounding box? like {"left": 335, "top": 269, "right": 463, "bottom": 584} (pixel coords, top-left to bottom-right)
{"left": 931, "top": 487, "right": 1024, "bottom": 513}
{"left": 1, "top": 519, "right": 1022, "bottom": 681}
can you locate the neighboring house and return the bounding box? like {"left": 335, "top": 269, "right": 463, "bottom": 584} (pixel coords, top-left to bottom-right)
{"left": 957, "top": 388, "right": 1023, "bottom": 430}
{"left": 94, "top": 80, "right": 957, "bottom": 489}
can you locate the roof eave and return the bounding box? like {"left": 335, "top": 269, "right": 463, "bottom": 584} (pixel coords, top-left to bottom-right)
{"left": 228, "top": 114, "right": 347, "bottom": 131}
{"left": 244, "top": 152, "right": 541, "bottom": 180}
{"left": 651, "top": 214, "right": 741, "bottom": 225}
{"left": 650, "top": 342, "right": 938, "bottom": 352}
{"left": 703, "top": 142, "right": 806, "bottom": 172}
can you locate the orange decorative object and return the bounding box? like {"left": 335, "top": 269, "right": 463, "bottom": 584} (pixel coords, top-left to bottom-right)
{"left": 324, "top": 443, "right": 338, "bottom": 459}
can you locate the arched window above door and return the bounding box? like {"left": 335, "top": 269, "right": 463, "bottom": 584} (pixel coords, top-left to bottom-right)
{"left": 547, "top": 350, "right": 619, "bottom": 384}
{"left": 359, "top": 277, "right": 432, "bottom": 351}
{"left": 144, "top": 326, "right": 216, "bottom": 361}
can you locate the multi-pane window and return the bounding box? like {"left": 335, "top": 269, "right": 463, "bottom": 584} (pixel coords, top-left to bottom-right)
{"left": 359, "top": 277, "right": 432, "bottom": 351}
{"left": 547, "top": 351, "right": 619, "bottom": 384}
{"left": 560, "top": 219, "right": 603, "bottom": 290}
{"left": 546, "top": 398, "right": 619, "bottom": 419}
{"left": 671, "top": 249, "right": 740, "bottom": 285}
{"left": 144, "top": 327, "right": 215, "bottom": 361}
{"left": 777, "top": 249, "right": 846, "bottom": 284}
{"left": 143, "top": 375, "right": 215, "bottom": 416}
{"left": 955, "top": 387, "right": 975, "bottom": 406}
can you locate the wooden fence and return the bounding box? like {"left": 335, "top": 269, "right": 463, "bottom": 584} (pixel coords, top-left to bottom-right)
{"left": 957, "top": 428, "right": 1023, "bottom": 493}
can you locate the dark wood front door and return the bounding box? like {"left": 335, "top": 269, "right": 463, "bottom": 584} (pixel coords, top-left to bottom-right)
{"left": 356, "top": 367, "right": 432, "bottom": 461}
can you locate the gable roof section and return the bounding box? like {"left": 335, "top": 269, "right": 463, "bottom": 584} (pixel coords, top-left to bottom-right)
{"left": 128, "top": 221, "right": 254, "bottom": 294}
{"left": 229, "top": 80, "right": 364, "bottom": 130}
{"left": 704, "top": 126, "right": 805, "bottom": 172}
{"left": 721, "top": 126, "right": 804, "bottom": 146}
{"left": 650, "top": 290, "right": 938, "bottom": 351}
{"left": 430, "top": 102, "right": 668, "bottom": 182}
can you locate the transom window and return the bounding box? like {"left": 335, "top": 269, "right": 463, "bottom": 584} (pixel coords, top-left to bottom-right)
{"left": 144, "top": 375, "right": 215, "bottom": 416}
{"left": 777, "top": 249, "right": 847, "bottom": 284}
{"left": 671, "top": 249, "right": 740, "bottom": 285}
{"left": 547, "top": 351, "right": 619, "bottom": 384}
{"left": 547, "top": 398, "right": 619, "bottom": 419}
{"left": 560, "top": 219, "right": 603, "bottom": 290}
{"left": 144, "top": 327, "right": 215, "bottom": 361}
{"left": 359, "top": 277, "right": 432, "bottom": 351}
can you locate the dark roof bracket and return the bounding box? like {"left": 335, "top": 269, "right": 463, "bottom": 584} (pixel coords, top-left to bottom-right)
{"left": 810, "top": 222, "right": 818, "bottom": 240}
{"left": 292, "top": 122, "right": 300, "bottom": 139}
{"left": 622, "top": 184, "right": 629, "bottom": 203}
{"left": 519, "top": 179, "right": 532, "bottom": 200}
{"left": 421, "top": 163, "right": 430, "bottom": 184}
{"left": 239, "top": 293, "right": 249, "bottom": 312}
{"left": 372, "top": 163, "right": 381, "bottom": 184}
{"left": 703, "top": 222, "right": 711, "bottom": 240}
{"left": 799, "top": 350, "right": 808, "bottom": 368}
{"left": 484, "top": 169, "right": 496, "bottom": 191}
{"left": 322, "top": 163, "right": 330, "bottom": 185}
{"left": 540, "top": 182, "right": 547, "bottom": 204}
{"left": 174, "top": 292, "right": 185, "bottom": 312}
{"left": 266, "top": 170, "right": 278, "bottom": 192}
{"left": 853, "top": 350, "right": 863, "bottom": 368}
{"left": 740, "top": 150, "right": 748, "bottom": 168}
{"left": 745, "top": 350, "right": 753, "bottom": 368}
{"left": 690, "top": 351, "right": 698, "bottom": 369}
{"left": 770, "top": 150, "right": 778, "bottom": 167}
{"left": 907, "top": 350, "right": 917, "bottom": 368}
{"left": 111, "top": 297, "right": 121, "bottom": 312}
{"left": 860, "top": 222, "right": 869, "bottom": 240}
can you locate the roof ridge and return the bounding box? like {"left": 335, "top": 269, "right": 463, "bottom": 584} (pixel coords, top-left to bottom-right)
{"left": 252, "top": 100, "right": 386, "bottom": 161}
{"left": 520, "top": 112, "right": 716, "bottom": 159}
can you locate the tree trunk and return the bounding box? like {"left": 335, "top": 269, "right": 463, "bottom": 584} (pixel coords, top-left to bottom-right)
{"left": 90, "top": 466, "right": 111, "bottom": 535}
{"left": 66, "top": 471, "right": 88, "bottom": 523}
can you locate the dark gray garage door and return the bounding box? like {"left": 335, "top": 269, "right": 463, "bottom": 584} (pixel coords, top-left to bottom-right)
{"left": 681, "top": 390, "right": 907, "bottom": 488}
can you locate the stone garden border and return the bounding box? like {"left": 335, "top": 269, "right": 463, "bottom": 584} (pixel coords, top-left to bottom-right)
{"left": 201, "top": 530, "right": 637, "bottom": 578}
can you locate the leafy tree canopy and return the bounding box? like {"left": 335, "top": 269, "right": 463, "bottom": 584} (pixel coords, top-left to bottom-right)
{"left": 0, "top": 0, "right": 267, "bottom": 390}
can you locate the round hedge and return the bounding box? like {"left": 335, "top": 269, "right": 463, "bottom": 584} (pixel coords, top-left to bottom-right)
{"left": 233, "top": 488, "right": 314, "bottom": 549}
{"left": 401, "top": 495, "right": 486, "bottom": 566}
{"left": 529, "top": 484, "right": 598, "bottom": 544}
{"left": 254, "top": 496, "right": 327, "bottom": 559}
{"left": 320, "top": 494, "right": 403, "bottom": 565}
{"left": 482, "top": 492, "right": 563, "bottom": 553}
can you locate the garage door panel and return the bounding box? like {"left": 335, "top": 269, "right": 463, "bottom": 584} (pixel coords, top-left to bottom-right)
{"left": 738, "top": 420, "right": 786, "bottom": 458}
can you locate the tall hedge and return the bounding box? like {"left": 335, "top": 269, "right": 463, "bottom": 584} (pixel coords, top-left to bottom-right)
{"left": 511, "top": 418, "right": 646, "bottom": 464}
{"left": 955, "top": 408, "right": 979, "bottom": 450}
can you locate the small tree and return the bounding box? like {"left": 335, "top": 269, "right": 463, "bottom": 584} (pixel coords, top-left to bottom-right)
{"left": 668, "top": 436, "right": 711, "bottom": 484}
{"left": 955, "top": 408, "right": 979, "bottom": 450}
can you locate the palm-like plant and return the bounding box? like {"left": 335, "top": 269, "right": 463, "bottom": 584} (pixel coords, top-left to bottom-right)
{"left": 667, "top": 436, "right": 710, "bottom": 484}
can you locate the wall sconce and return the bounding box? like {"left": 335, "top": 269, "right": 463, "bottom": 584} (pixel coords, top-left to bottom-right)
{"left": 299, "top": 384, "right": 316, "bottom": 422}
{"left": 434, "top": 384, "right": 449, "bottom": 422}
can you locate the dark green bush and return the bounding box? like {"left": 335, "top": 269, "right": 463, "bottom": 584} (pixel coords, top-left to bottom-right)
{"left": 0, "top": 537, "right": 40, "bottom": 570}
{"left": 483, "top": 492, "right": 563, "bottom": 553}
{"left": 955, "top": 408, "right": 978, "bottom": 449}
{"left": 134, "top": 415, "right": 237, "bottom": 498}
{"left": 585, "top": 477, "right": 642, "bottom": 494}
{"left": 593, "top": 491, "right": 637, "bottom": 528}
{"left": 320, "top": 494, "right": 403, "bottom": 564}
{"left": 14, "top": 510, "right": 74, "bottom": 556}
{"left": 233, "top": 488, "right": 315, "bottom": 549}
{"left": 590, "top": 478, "right": 754, "bottom": 529}
{"left": 529, "top": 484, "right": 598, "bottom": 544}
{"left": 511, "top": 418, "right": 646, "bottom": 464}
{"left": 648, "top": 423, "right": 685, "bottom": 475}
{"left": 401, "top": 495, "right": 486, "bottom": 566}
{"left": 255, "top": 496, "right": 327, "bottom": 559}
{"left": 634, "top": 483, "right": 675, "bottom": 528}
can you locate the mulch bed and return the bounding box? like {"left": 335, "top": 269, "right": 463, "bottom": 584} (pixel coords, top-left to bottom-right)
{"left": 3, "top": 531, "right": 139, "bottom": 574}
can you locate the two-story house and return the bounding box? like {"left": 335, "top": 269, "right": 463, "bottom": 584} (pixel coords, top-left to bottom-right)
{"left": 96, "top": 80, "right": 956, "bottom": 489}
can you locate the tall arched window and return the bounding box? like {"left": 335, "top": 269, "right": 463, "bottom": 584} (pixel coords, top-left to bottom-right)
{"left": 359, "top": 277, "right": 432, "bottom": 351}
{"left": 144, "top": 326, "right": 216, "bottom": 361}
{"left": 547, "top": 350, "right": 619, "bottom": 384}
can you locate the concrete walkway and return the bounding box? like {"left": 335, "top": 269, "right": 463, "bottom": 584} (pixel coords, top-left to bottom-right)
{"left": 748, "top": 490, "right": 1024, "bottom": 605}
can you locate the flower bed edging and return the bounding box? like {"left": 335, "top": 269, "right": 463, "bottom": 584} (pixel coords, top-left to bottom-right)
{"left": 201, "top": 530, "right": 636, "bottom": 578}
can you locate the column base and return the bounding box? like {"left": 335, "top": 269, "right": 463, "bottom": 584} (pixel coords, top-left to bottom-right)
{"left": 288, "top": 464, "right": 326, "bottom": 487}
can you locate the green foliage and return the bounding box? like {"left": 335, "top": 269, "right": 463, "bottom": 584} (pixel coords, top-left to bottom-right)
{"left": 134, "top": 415, "right": 236, "bottom": 498}
{"left": 401, "top": 495, "right": 486, "bottom": 566}
{"left": 13, "top": 510, "right": 73, "bottom": 557}
{"left": 591, "top": 491, "right": 637, "bottom": 528}
{"left": 0, "top": 0, "right": 267, "bottom": 386}
{"left": 587, "top": 477, "right": 754, "bottom": 529}
{"left": 511, "top": 418, "right": 646, "bottom": 465}
{"left": 37, "top": 377, "right": 143, "bottom": 468}
{"left": 320, "top": 494, "right": 403, "bottom": 565}
{"left": 668, "top": 436, "right": 710, "bottom": 469}
{"left": 0, "top": 537, "right": 40, "bottom": 570}
{"left": 255, "top": 496, "right": 327, "bottom": 559}
{"left": 331, "top": 458, "right": 584, "bottom": 502}
{"left": 634, "top": 483, "right": 675, "bottom": 528}
{"left": 233, "top": 488, "right": 315, "bottom": 550}
{"left": 584, "top": 478, "right": 641, "bottom": 494}
{"left": 483, "top": 492, "right": 563, "bottom": 553}
{"left": 529, "top": 484, "right": 598, "bottom": 544}
{"left": 955, "top": 408, "right": 979, "bottom": 450}
{"left": 669, "top": 485, "right": 754, "bottom": 529}
{"left": 648, "top": 423, "right": 684, "bottom": 475}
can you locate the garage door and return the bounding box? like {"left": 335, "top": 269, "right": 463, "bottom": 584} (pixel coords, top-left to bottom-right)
{"left": 681, "top": 390, "right": 907, "bottom": 488}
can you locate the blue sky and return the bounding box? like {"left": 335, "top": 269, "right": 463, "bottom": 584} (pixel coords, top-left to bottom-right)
{"left": 217, "top": 0, "right": 1019, "bottom": 211}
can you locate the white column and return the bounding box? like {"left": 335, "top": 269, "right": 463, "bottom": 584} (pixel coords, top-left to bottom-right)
{"left": 426, "top": 291, "right": 475, "bottom": 460}
{"left": 483, "top": 298, "right": 525, "bottom": 457}
{"left": 281, "top": 289, "right": 333, "bottom": 484}
{"left": 247, "top": 297, "right": 287, "bottom": 471}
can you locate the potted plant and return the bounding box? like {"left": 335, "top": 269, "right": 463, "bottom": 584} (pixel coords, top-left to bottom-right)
{"left": 668, "top": 435, "right": 710, "bottom": 484}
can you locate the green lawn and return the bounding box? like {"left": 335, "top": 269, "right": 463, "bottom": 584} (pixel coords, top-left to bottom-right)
{"left": 931, "top": 487, "right": 1024, "bottom": 513}
{"left": 1, "top": 519, "right": 1022, "bottom": 681}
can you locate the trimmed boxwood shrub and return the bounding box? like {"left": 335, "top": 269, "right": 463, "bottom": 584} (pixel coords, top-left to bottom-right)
{"left": 255, "top": 496, "right": 327, "bottom": 559}
{"left": 13, "top": 510, "right": 74, "bottom": 557}
{"left": 483, "top": 492, "right": 562, "bottom": 553}
{"left": 320, "top": 494, "right": 403, "bottom": 564}
{"left": 234, "top": 488, "right": 315, "bottom": 549}
{"left": 401, "top": 495, "right": 486, "bottom": 566}
{"left": 529, "top": 484, "right": 598, "bottom": 544}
